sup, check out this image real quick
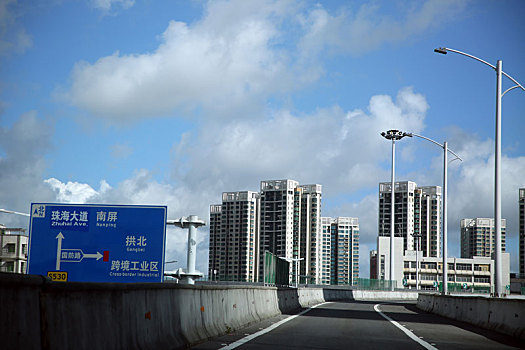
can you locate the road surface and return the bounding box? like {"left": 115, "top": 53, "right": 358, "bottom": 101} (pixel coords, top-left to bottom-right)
{"left": 192, "top": 300, "right": 523, "bottom": 349}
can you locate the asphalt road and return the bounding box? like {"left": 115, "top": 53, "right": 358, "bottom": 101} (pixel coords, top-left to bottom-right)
{"left": 192, "top": 300, "right": 524, "bottom": 350}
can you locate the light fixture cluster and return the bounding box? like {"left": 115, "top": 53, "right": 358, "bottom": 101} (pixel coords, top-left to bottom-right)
{"left": 380, "top": 129, "right": 410, "bottom": 141}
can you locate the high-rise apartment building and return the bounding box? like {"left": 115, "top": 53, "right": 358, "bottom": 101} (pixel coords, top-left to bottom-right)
{"left": 295, "top": 184, "right": 322, "bottom": 283}
{"left": 378, "top": 181, "right": 441, "bottom": 256}
{"left": 258, "top": 180, "right": 298, "bottom": 281}
{"left": 209, "top": 179, "right": 325, "bottom": 284}
{"left": 320, "top": 217, "right": 359, "bottom": 285}
{"left": 208, "top": 204, "right": 222, "bottom": 280}
{"left": 257, "top": 180, "right": 323, "bottom": 283}
{"left": 414, "top": 186, "right": 442, "bottom": 258}
{"left": 460, "top": 218, "right": 506, "bottom": 258}
{"left": 379, "top": 181, "right": 416, "bottom": 253}
{"left": 208, "top": 191, "right": 259, "bottom": 282}
{"left": 519, "top": 188, "right": 525, "bottom": 278}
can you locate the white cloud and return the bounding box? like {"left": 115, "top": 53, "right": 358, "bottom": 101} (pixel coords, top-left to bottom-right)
{"left": 297, "top": 0, "right": 468, "bottom": 57}
{"left": 447, "top": 133, "right": 525, "bottom": 269}
{"left": 67, "top": 0, "right": 460, "bottom": 122}
{"left": 69, "top": 0, "right": 297, "bottom": 121}
{"left": 0, "top": 111, "right": 55, "bottom": 227}
{"left": 173, "top": 87, "right": 428, "bottom": 198}
{"left": 0, "top": 0, "right": 33, "bottom": 55}
{"left": 44, "top": 178, "right": 107, "bottom": 203}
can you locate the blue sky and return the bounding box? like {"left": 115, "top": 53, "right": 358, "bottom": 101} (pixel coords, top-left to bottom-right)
{"left": 1, "top": 0, "right": 524, "bottom": 276}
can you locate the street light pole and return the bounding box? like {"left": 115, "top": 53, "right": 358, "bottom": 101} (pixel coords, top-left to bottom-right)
{"left": 390, "top": 138, "right": 396, "bottom": 289}
{"left": 381, "top": 130, "right": 409, "bottom": 289}
{"left": 403, "top": 133, "right": 462, "bottom": 295}
{"left": 443, "top": 141, "right": 448, "bottom": 294}
{"left": 434, "top": 47, "right": 524, "bottom": 296}
{"left": 494, "top": 60, "right": 503, "bottom": 296}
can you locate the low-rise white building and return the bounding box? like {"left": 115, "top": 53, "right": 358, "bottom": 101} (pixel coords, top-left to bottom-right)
{"left": 377, "top": 236, "right": 510, "bottom": 293}
{"left": 403, "top": 250, "right": 510, "bottom": 293}
{"left": 0, "top": 225, "right": 28, "bottom": 274}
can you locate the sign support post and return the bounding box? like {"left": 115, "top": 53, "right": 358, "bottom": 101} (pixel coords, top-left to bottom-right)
{"left": 166, "top": 215, "right": 206, "bottom": 284}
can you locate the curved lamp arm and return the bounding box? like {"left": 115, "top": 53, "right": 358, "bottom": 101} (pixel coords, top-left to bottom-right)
{"left": 435, "top": 47, "right": 525, "bottom": 93}
{"left": 404, "top": 132, "right": 463, "bottom": 162}
{"left": 502, "top": 85, "right": 521, "bottom": 97}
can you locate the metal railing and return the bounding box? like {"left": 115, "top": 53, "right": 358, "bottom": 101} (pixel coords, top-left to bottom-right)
{"left": 353, "top": 278, "right": 397, "bottom": 291}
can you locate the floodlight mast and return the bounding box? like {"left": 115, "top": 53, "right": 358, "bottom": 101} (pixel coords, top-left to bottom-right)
{"left": 380, "top": 129, "right": 410, "bottom": 290}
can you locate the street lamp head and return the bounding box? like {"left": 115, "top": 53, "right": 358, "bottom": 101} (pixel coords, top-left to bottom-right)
{"left": 434, "top": 47, "right": 448, "bottom": 55}
{"left": 381, "top": 129, "right": 409, "bottom": 141}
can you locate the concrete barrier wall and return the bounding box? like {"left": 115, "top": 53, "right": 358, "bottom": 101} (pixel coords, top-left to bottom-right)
{"left": 0, "top": 273, "right": 43, "bottom": 350}
{"left": 417, "top": 293, "right": 525, "bottom": 340}
{"left": 298, "top": 288, "right": 325, "bottom": 307}
{"left": 1, "top": 273, "right": 288, "bottom": 350}
{"left": 2, "top": 273, "right": 417, "bottom": 349}
{"left": 352, "top": 290, "right": 419, "bottom": 300}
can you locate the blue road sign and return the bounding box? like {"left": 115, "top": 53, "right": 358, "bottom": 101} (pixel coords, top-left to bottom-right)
{"left": 28, "top": 203, "right": 167, "bottom": 283}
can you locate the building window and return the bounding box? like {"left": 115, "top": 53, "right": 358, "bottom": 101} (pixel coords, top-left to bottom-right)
{"left": 456, "top": 264, "right": 471, "bottom": 271}
{"left": 474, "top": 264, "right": 489, "bottom": 272}
{"left": 456, "top": 276, "right": 470, "bottom": 282}
{"left": 3, "top": 261, "right": 15, "bottom": 272}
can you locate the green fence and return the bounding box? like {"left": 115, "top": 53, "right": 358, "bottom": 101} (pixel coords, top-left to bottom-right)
{"left": 354, "top": 278, "right": 397, "bottom": 291}
{"left": 438, "top": 282, "right": 491, "bottom": 294}
{"left": 264, "top": 251, "right": 290, "bottom": 286}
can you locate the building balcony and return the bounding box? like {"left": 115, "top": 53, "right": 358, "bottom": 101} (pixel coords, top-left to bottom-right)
{"left": 473, "top": 282, "right": 491, "bottom": 287}
{"left": 0, "top": 250, "right": 25, "bottom": 259}
{"left": 419, "top": 280, "right": 437, "bottom": 286}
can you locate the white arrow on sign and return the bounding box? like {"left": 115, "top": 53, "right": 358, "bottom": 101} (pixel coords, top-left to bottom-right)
{"left": 83, "top": 252, "right": 103, "bottom": 261}
{"left": 55, "top": 232, "right": 103, "bottom": 269}
{"left": 56, "top": 232, "right": 64, "bottom": 270}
